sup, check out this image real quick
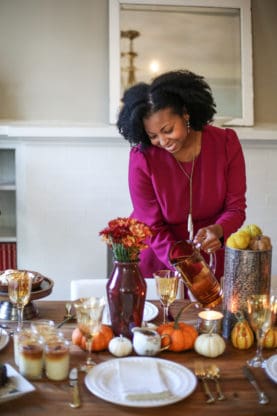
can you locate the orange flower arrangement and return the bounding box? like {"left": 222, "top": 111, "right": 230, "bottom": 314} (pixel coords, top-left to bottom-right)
{"left": 99, "top": 217, "right": 152, "bottom": 262}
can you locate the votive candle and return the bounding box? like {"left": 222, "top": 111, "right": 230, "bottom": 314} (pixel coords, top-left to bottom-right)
{"left": 197, "top": 310, "right": 223, "bottom": 334}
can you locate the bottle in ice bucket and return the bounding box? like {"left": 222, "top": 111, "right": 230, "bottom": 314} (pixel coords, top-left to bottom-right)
{"left": 169, "top": 240, "right": 223, "bottom": 308}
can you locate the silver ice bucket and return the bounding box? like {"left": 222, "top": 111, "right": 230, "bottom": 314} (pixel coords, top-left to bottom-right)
{"left": 222, "top": 246, "right": 272, "bottom": 338}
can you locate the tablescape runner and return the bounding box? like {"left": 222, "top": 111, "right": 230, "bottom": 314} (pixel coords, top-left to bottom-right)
{"left": 117, "top": 358, "right": 172, "bottom": 401}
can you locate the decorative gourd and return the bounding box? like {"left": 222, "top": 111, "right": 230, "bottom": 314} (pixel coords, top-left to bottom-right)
{"left": 263, "top": 327, "right": 277, "bottom": 349}
{"left": 72, "top": 324, "right": 114, "bottom": 351}
{"left": 194, "top": 333, "right": 226, "bottom": 358}
{"left": 108, "top": 335, "right": 133, "bottom": 357}
{"left": 156, "top": 304, "right": 198, "bottom": 352}
{"left": 231, "top": 312, "right": 254, "bottom": 350}
{"left": 248, "top": 235, "right": 272, "bottom": 251}
{"left": 226, "top": 230, "right": 250, "bottom": 250}
{"left": 241, "top": 224, "right": 263, "bottom": 238}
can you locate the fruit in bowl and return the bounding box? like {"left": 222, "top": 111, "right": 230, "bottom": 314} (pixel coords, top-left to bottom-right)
{"left": 241, "top": 224, "right": 262, "bottom": 238}
{"left": 248, "top": 235, "right": 272, "bottom": 251}
{"left": 0, "top": 269, "right": 44, "bottom": 292}
{"left": 226, "top": 224, "right": 271, "bottom": 251}
{"left": 226, "top": 230, "right": 250, "bottom": 249}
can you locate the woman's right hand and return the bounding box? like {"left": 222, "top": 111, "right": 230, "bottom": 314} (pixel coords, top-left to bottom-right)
{"left": 193, "top": 225, "right": 223, "bottom": 254}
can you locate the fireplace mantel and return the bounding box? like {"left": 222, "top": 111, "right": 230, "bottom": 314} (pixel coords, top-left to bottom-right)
{"left": 0, "top": 122, "right": 277, "bottom": 144}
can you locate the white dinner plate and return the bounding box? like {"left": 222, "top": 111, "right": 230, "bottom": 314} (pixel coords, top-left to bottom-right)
{"left": 85, "top": 356, "right": 197, "bottom": 407}
{"left": 102, "top": 301, "right": 159, "bottom": 325}
{"left": 142, "top": 301, "right": 159, "bottom": 322}
{"left": 0, "top": 364, "right": 35, "bottom": 403}
{"left": 265, "top": 354, "right": 277, "bottom": 383}
{"left": 0, "top": 329, "right": 9, "bottom": 351}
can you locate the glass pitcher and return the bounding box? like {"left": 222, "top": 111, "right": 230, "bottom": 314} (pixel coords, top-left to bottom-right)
{"left": 169, "top": 240, "right": 223, "bottom": 308}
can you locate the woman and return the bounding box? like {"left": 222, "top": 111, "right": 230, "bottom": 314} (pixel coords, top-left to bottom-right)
{"left": 117, "top": 70, "right": 247, "bottom": 281}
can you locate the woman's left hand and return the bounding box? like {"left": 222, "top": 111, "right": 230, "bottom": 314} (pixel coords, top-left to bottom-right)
{"left": 193, "top": 225, "right": 223, "bottom": 253}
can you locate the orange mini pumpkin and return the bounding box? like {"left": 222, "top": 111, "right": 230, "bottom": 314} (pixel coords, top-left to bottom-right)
{"left": 156, "top": 305, "right": 198, "bottom": 352}
{"left": 72, "top": 324, "right": 114, "bottom": 352}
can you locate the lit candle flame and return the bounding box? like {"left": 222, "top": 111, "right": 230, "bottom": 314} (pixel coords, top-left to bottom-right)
{"left": 198, "top": 310, "right": 223, "bottom": 320}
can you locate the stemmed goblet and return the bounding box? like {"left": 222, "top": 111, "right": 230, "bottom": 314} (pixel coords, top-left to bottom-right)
{"left": 154, "top": 270, "right": 180, "bottom": 323}
{"left": 74, "top": 296, "right": 105, "bottom": 372}
{"left": 7, "top": 270, "right": 32, "bottom": 331}
{"left": 247, "top": 294, "right": 276, "bottom": 368}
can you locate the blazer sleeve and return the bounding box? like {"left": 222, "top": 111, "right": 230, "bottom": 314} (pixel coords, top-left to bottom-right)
{"left": 128, "top": 147, "right": 176, "bottom": 268}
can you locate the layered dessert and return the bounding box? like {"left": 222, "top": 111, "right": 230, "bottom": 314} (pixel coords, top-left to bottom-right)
{"left": 44, "top": 340, "right": 70, "bottom": 381}
{"left": 18, "top": 338, "right": 44, "bottom": 379}
{"left": 31, "top": 320, "right": 55, "bottom": 340}
{"left": 13, "top": 328, "right": 32, "bottom": 366}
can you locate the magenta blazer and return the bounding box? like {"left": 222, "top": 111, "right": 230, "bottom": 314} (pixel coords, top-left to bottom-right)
{"left": 128, "top": 124, "right": 247, "bottom": 280}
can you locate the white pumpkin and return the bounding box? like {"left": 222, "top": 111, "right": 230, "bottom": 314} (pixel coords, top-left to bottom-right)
{"left": 194, "top": 333, "right": 226, "bottom": 358}
{"left": 108, "top": 335, "right": 133, "bottom": 357}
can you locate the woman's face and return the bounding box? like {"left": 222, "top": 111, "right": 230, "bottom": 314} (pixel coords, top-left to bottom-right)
{"left": 143, "top": 108, "right": 189, "bottom": 154}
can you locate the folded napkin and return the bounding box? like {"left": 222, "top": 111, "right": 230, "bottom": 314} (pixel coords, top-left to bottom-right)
{"left": 117, "top": 359, "right": 171, "bottom": 401}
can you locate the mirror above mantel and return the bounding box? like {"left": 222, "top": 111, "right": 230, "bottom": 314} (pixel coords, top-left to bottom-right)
{"left": 109, "top": 0, "right": 253, "bottom": 127}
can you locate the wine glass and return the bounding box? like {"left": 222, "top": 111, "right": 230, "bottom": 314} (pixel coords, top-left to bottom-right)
{"left": 154, "top": 270, "right": 180, "bottom": 323}
{"left": 247, "top": 294, "right": 276, "bottom": 368}
{"left": 7, "top": 270, "right": 32, "bottom": 331}
{"left": 74, "top": 296, "right": 105, "bottom": 372}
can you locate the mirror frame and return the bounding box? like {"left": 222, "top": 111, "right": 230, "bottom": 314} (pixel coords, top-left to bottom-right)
{"left": 109, "top": 0, "right": 253, "bottom": 126}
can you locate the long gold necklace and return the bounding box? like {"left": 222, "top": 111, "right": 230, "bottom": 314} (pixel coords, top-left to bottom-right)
{"left": 176, "top": 155, "right": 195, "bottom": 241}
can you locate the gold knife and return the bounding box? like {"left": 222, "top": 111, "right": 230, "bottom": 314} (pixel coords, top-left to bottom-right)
{"left": 242, "top": 366, "right": 269, "bottom": 405}
{"left": 69, "top": 367, "right": 81, "bottom": 408}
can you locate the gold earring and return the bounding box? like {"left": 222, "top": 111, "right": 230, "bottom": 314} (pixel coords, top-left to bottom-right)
{"left": 186, "top": 119, "right": 190, "bottom": 133}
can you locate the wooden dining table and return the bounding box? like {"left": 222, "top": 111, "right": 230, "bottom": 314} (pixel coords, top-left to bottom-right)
{"left": 0, "top": 299, "right": 276, "bottom": 416}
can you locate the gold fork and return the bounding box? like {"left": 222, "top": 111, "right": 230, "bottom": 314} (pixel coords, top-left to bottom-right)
{"left": 65, "top": 302, "right": 73, "bottom": 318}
{"left": 194, "top": 362, "right": 215, "bottom": 404}
{"left": 206, "top": 364, "right": 226, "bottom": 401}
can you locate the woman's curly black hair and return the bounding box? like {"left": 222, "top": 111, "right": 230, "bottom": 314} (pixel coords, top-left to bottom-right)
{"left": 117, "top": 70, "right": 217, "bottom": 149}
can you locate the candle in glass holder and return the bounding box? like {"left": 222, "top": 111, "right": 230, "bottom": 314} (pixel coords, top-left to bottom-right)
{"left": 197, "top": 310, "right": 223, "bottom": 334}
{"left": 222, "top": 294, "right": 241, "bottom": 339}
{"left": 222, "top": 246, "right": 271, "bottom": 338}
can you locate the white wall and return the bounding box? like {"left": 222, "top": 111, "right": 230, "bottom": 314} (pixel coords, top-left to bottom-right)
{"left": 0, "top": 0, "right": 109, "bottom": 123}
{"left": 0, "top": 0, "right": 277, "bottom": 125}
{"left": 16, "top": 137, "right": 132, "bottom": 300}
{"left": 242, "top": 141, "right": 277, "bottom": 282}
{"left": 243, "top": 142, "right": 277, "bottom": 242}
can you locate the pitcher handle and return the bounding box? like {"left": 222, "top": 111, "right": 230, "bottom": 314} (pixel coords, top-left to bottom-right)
{"left": 195, "top": 242, "right": 217, "bottom": 275}
{"left": 209, "top": 252, "right": 217, "bottom": 275}
{"left": 159, "top": 334, "right": 171, "bottom": 352}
